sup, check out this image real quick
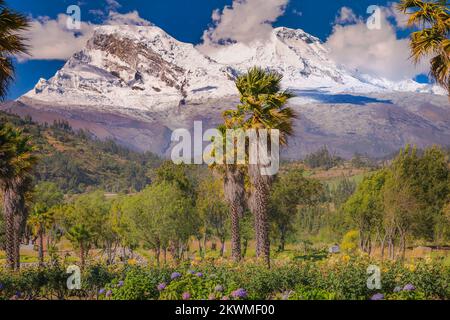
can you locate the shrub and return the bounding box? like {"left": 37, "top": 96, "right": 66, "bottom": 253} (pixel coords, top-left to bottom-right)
{"left": 107, "top": 266, "right": 172, "bottom": 300}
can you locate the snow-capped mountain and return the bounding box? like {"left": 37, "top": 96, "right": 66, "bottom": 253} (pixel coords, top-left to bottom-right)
{"left": 3, "top": 25, "right": 449, "bottom": 158}
{"left": 23, "top": 25, "right": 443, "bottom": 113}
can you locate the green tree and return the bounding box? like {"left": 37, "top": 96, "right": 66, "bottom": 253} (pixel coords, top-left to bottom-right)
{"left": 269, "top": 169, "right": 323, "bottom": 252}
{"left": 197, "top": 176, "right": 229, "bottom": 257}
{"left": 128, "top": 181, "right": 195, "bottom": 264}
{"left": 343, "top": 170, "right": 387, "bottom": 255}
{"left": 389, "top": 145, "right": 449, "bottom": 241}
{"left": 382, "top": 170, "right": 419, "bottom": 259}
{"left": 66, "top": 224, "right": 91, "bottom": 268}
{"left": 109, "top": 195, "right": 139, "bottom": 261}
{"left": 60, "top": 191, "right": 113, "bottom": 267}
{"left": 234, "top": 67, "right": 296, "bottom": 267}
{"left": 27, "top": 181, "right": 64, "bottom": 266}
{"left": 398, "top": 0, "right": 450, "bottom": 94}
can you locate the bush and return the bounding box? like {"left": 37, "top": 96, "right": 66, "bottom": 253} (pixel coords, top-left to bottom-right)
{"left": 0, "top": 256, "right": 448, "bottom": 300}
{"left": 288, "top": 285, "right": 337, "bottom": 300}
{"left": 341, "top": 230, "right": 359, "bottom": 253}
{"left": 106, "top": 266, "right": 172, "bottom": 300}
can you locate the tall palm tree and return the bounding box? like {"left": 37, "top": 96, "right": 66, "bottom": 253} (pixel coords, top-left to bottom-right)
{"left": 210, "top": 121, "right": 247, "bottom": 262}
{"left": 235, "top": 67, "right": 296, "bottom": 267}
{"left": 0, "top": 125, "right": 36, "bottom": 270}
{"left": 0, "top": 123, "right": 16, "bottom": 269}
{"left": 398, "top": 0, "right": 450, "bottom": 95}
{"left": 0, "top": 0, "right": 29, "bottom": 100}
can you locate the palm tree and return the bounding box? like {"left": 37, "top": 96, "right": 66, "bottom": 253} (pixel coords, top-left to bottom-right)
{"left": 235, "top": 67, "right": 296, "bottom": 267}
{"left": 398, "top": 0, "right": 450, "bottom": 95}
{"left": 0, "top": 0, "right": 29, "bottom": 99}
{"left": 214, "top": 121, "right": 247, "bottom": 262}
{"left": 28, "top": 204, "right": 55, "bottom": 267}
{"left": 0, "top": 123, "right": 16, "bottom": 269}
{"left": 0, "top": 125, "right": 36, "bottom": 270}
{"left": 67, "top": 224, "right": 91, "bottom": 269}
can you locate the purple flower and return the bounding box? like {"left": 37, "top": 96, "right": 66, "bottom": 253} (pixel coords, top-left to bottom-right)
{"left": 98, "top": 288, "right": 105, "bottom": 295}
{"left": 118, "top": 281, "right": 124, "bottom": 288}
{"left": 221, "top": 296, "right": 230, "bottom": 300}
{"left": 208, "top": 293, "right": 216, "bottom": 300}
{"left": 393, "top": 286, "right": 402, "bottom": 293}
{"left": 214, "top": 285, "right": 224, "bottom": 292}
{"left": 231, "top": 288, "right": 247, "bottom": 299}
{"left": 106, "top": 290, "right": 112, "bottom": 297}
{"left": 11, "top": 291, "right": 22, "bottom": 300}
{"left": 182, "top": 292, "right": 191, "bottom": 300}
{"left": 157, "top": 283, "right": 167, "bottom": 291}
{"left": 187, "top": 270, "right": 195, "bottom": 275}
{"left": 171, "top": 272, "right": 182, "bottom": 280}
{"left": 403, "top": 284, "right": 416, "bottom": 291}
{"left": 196, "top": 272, "right": 203, "bottom": 277}
{"left": 370, "top": 293, "right": 385, "bottom": 300}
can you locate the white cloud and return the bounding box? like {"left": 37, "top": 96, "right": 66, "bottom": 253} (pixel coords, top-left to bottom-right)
{"left": 105, "top": 0, "right": 121, "bottom": 11}
{"left": 292, "top": 9, "right": 302, "bottom": 17}
{"left": 383, "top": 2, "right": 410, "bottom": 29}
{"left": 106, "top": 10, "right": 153, "bottom": 26}
{"left": 334, "top": 7, "right": 359, "bottom": 24}
{"left": 325, "top": 7, "right": 427, "bottom": 81}
{"left": 21, "top": 10, "right": 152, "bottom": 61}
{"left": 199, "top": 0, "right": 288, "bottom": 51}
{"left": 20, "top": 14, "right": 95, "bottom": 61}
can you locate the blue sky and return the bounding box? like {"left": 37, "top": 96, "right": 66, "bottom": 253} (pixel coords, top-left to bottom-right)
{"left": 5, "top": 0, "right": 422, "bottom": 100}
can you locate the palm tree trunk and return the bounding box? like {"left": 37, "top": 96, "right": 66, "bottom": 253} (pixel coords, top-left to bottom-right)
{"left": 224, "top": 167, "right": 245, "bottom": 262}
{"left": 3, "top": 193, "right": 15, "bottom": 270}
{"left": 2, "top": 184, "right": 23, "bottom": 270}
{"left": 249, "top": 164, "right": 272, "bottom": 268}
{"left": 230, "top": 202, "right": 241, "bottom": 261}
{"left": 38, "top": 228, "right": 44, "bottom": 267}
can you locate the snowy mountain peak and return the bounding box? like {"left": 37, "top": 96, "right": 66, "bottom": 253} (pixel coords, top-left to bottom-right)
{"left": 23, "top": 24, "right": 444, "bottom": 115}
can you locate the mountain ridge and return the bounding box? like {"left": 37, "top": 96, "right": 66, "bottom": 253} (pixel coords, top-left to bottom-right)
{"left": 2, "top": 24, "right": 449, "bottom": 158}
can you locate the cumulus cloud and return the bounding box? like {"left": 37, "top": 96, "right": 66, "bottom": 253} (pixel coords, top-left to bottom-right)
{"left": 21, "top": 10, "right": 152, "bottom": 61}
{"left": 20, "top": 14, "right": 95, "bottom": 61}
{"left": 383, "top": 2, "right": 410, "bottom": 29}
{"left": 106, "top": 10, "right": 153, "bottom": 26}
{"left": 325, "top": 7, "right": 427, "bottom": 81}
{"left": 334, "top": 7, "right": 358, "bottom": 24}
{"left": 200, "top": 0, "right": 288, "bottom": 50}
{"left": 105, "top": 0, "right": 121, "bottom": 11}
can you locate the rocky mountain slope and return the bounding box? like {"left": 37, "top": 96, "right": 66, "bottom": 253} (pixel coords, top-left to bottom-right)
{"left": 2, "top": 25, "right": 449, "bottom": 158}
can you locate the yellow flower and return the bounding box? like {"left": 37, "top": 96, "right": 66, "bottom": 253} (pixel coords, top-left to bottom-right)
{"left": 407, "top": 263, "right": 416, "bottom": 272}
{"left": 342, "top": 255, "right": 351, "bottom": 263}
{"left": 127, "top": 258, "right": 137, "bottom": 265}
